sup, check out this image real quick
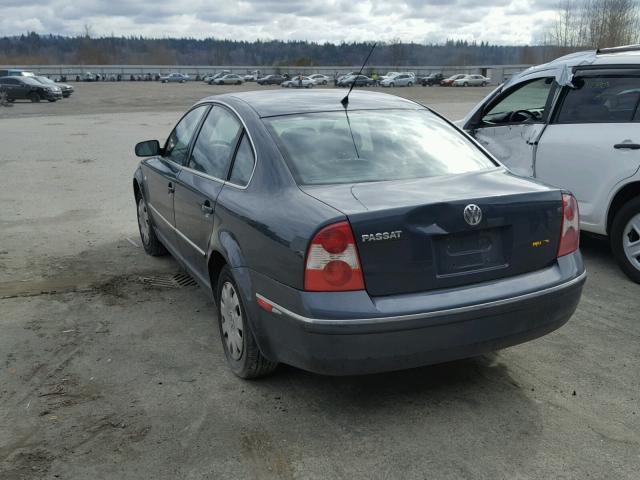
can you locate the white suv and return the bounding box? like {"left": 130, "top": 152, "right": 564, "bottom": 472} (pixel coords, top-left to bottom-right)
{"left": 461, "top": 46, "right": 640, "bottom": 282}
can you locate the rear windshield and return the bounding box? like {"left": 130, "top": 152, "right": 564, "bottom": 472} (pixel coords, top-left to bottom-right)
{"left": 265, "top": 109, "right": 495, "bottom": 185}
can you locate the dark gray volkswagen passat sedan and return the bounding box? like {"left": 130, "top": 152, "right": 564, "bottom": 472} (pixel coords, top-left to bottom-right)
{"left": 132, "top": 90, "right": 585, "bottom": 378}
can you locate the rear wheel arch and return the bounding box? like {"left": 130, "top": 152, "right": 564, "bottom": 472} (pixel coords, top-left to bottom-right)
{"left": 208, "top": 250, "right": 228, "bottom": 301}
{"left": 607, "top": 181, "right": 640, "bottom": 234}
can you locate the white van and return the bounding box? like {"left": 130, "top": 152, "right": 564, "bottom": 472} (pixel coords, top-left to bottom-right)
{"left": 461, "top": 45, "right": 640, "bottom": 282}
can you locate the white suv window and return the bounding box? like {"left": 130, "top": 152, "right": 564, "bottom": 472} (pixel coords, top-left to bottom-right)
{"left": 556, "top": 75, "right": 640, "bottom": 124}
{"left": 482, "top": 77, "right": 554, "bottom": 125}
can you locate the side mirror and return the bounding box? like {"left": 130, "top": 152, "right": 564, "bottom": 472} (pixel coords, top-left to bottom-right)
{"left": 135, "top": 140, "right": 160, "bottom": 157}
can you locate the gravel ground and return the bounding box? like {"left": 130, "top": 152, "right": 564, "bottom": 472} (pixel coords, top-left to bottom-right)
{"left": 0, "top": 82, "right": 638, "bottom": 480}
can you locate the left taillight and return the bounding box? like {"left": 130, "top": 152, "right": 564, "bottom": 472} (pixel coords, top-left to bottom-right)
{"left": 304, "top": 221, "right": 365, "bottom": 292}
{"left": 557, "top": 193, "right": 580, "bottom": 257}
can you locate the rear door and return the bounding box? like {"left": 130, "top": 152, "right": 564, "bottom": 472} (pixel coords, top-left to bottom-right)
{"left": 535, "top": 70, "right": 640, "bottom": 233}
{"left": 143, "top": 105, "right": 208, "bottom": 249}
{"left": 468, "top": 77, "right": 557, "bottom": 177}
{"left": 173, "top": 104, "right": 243, "bottom": 283}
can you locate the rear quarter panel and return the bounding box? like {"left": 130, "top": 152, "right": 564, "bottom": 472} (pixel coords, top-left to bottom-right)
{"left": 209, "top": 101, "right": 343, "bottom": 289}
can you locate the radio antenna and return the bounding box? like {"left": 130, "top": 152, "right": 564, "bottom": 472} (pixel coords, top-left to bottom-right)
{"left": 341, "top": 42, "right": 377, "bottom": 108}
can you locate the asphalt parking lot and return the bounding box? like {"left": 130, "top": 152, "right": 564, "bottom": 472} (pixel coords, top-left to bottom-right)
{"left": 1, "top": 82, "right": 639, "bottom": 479}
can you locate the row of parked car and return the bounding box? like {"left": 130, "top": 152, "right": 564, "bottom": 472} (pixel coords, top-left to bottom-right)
{"left": 158, "top": 70, "right": 493, "bottom": 88}
{"left": 0, "top": 71, "right": 74, "bottom": 102}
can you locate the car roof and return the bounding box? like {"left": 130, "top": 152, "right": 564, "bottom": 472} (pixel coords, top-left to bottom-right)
{"left": 506, "top": 47, "right": 640, "bottom": 88}
{"left": 198, "top": 90, "right": 421, "bottom": 117}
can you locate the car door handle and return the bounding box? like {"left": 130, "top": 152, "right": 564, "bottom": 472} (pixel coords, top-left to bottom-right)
{"left": 614, "top": 143, "right": 640, "bottom": 150}
{"left": 167, "top": 182, "right": 175, "bottom": 194}
{"left": 201, "top": 201, "right": 214, "bottom": 215}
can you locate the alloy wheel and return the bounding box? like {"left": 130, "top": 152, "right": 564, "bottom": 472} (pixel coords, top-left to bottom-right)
{"left": 622, "top": 213, "right": 640, "bottom": 271}
{"left": 220, "top": 282, "right": 244, "bottom": 361}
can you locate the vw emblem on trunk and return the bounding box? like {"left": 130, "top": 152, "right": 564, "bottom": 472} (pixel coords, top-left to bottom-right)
{"left": 463, "top": 204, "right": 482, "bottom": 226}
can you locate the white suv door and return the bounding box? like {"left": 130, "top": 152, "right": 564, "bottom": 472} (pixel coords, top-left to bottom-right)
{"left": 467, "top": 77, "right": 557, "bottom": 177}
{"left": 535, "top": 73, "right": 640, "bottom": 234}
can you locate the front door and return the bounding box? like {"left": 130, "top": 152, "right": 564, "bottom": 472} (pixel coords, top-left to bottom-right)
{"left": 468, "top": 77, "right": 556, "bottom": 177}
{"left": 143, "top": 105, "right": 208, "bottom": 250}
{"left": 535, "top": 72, "right": 640, "bottom": 233}
{"left": 173, "top": 104, "right": 243, "bottom": 284}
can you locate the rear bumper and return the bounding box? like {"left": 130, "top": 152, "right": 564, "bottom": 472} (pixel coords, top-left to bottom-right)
{"left": 247, "top": 253, "right": 585, "bottom": 375}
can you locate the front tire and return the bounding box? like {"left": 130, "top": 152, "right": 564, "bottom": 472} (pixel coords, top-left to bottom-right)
{"left": 610, "top": 197, "right": 640, "bottom": 283}
{"left": 29, "top": 92, "right": 41, "bottom": 103}
{"left": 216, "top": 266, "right": 278, "bottom": 378}
{"left": 136, "top": 195, "right": 167, "bottom": 256}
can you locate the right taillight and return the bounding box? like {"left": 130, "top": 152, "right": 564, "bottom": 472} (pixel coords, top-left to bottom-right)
{"left": 304, "top": 221, "right": 365, "bottom": 292}
{"left": 557, "top": 193, "right": 580, "bottom": 257}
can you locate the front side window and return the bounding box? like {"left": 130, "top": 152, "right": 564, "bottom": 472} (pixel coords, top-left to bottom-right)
{"left": 556, "top": 75, "right": 640, "bottom": 124}
{"left": 164, "top": 105, "right": 208, "bottom": 165}
{"left": 265, "top": 109, "right": 496, "bottom": 186}
{"left": 482, "top": 77, "right": 554, "bottom": 125}
{"left": 189, "top": 105, "right": 242, "bottom": 179}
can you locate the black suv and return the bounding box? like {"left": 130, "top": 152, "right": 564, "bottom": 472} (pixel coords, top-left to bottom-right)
{"left": 0, "top": 76, "right": 63, "bottom": 102}
{"left": 420, "top": 73, "right": 444, "bottom": 86}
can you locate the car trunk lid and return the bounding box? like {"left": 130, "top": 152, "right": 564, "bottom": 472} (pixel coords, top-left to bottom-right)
{"left": 301, "top": 169, "right": 563, "bottom": 296}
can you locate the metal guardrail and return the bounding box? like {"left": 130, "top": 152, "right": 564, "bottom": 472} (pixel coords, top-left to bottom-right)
{"left": 0, "top": 64, "right": 531, "bottom": 84}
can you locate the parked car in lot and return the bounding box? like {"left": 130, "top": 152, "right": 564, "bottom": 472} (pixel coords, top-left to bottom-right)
{"left": 281, "top": 76, "right": 314, "bottom": 88}
{"left": 308, "top": 74, "right": 331, "bottom": 85}
{"left": 0, "top": 76, "right": 62, "bottom": 102}
{"left": 378, "top": 71, "right": 400, "bottom": 83}
{"left": 213, "top": 74, "right": 244, "bottom": 85}
{"left": 161, "top": 73, "right": 189, "bottom": 83}
{"left": 0, "top": 69, "right": 35, "bottom": 77}
{"left": 453, "top": 74, "right": 491, "bottom": 87}
{"left": 420, "top": 73, "right": 444, "bottom": 86}
{"left": 337, "top": 74, "right": 373, "bottom": 87}
{"left": 81, "top": 72, "right": 98, "bottom": 82}
{"left": 380, "top": 73, "right": 415, "bottom": 87}
{"left": 257, "top": 74, "right": 285, "bottom": 85}
{"left": 204, "top": 71, "right": 230, "bottom": 84}
{"left": 243, "top": 70, "right": 260, "bottom": 82}
{"left": 132, "top": 89, "right": 585, "bottom": 378}
{"left": 461, "top": 46, "right": 640, "bottom": 282}
{"left": 441, "top": 74, "right": 467, "bottom": 86}
{"left": 34, "top": 76, "right": 74, "bottom": 97}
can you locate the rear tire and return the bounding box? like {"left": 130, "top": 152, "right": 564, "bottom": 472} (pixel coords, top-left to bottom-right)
{"left": 216, "top": 266, "right": 278, "bottom": 378}
{"left": 136, "top": 195, "right": 167, "bottom": 256}
{"left": 610, "top": 197, "right": 640, "bottom": 283}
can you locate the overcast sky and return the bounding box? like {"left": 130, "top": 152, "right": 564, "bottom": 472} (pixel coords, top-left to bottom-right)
{"left": 1, "top": 0, "right": 560, "bottom": 45}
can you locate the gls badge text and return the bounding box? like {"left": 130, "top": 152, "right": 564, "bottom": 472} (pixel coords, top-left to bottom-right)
{"left": 361, "top": 231, "right": 403, "bottom": 242}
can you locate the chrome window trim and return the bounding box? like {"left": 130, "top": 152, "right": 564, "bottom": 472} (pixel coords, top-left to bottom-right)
{"left": 180, "top": 100, "right": 257, "bottom": 191}
{"left": 148, "top": 203, "right": 206, "bottom": 257}
{"left": 255, "top": 270, "right": 586, "bottom": 326}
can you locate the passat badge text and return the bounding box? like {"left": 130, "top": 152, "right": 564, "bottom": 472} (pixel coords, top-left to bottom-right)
{"left": 361, "top": 231, "right": 403, "bottom": 242}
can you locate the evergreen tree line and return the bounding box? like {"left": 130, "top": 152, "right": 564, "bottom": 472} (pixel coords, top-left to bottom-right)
{"left": 0, "top": 33, "right": 569, "bottom": 66}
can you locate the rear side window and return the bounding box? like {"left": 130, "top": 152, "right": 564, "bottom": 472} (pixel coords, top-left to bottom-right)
{"left": 229, "top": 134, "right": 255, "bottom": 187}
{"left": 164, "top": 105, "right": 208, "bottom": 165}
{"left": 189, "top": 105, "right": 242, "bottom": 179}
{"left": 556, "top": 76, "right": 640, "bottom": 124}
